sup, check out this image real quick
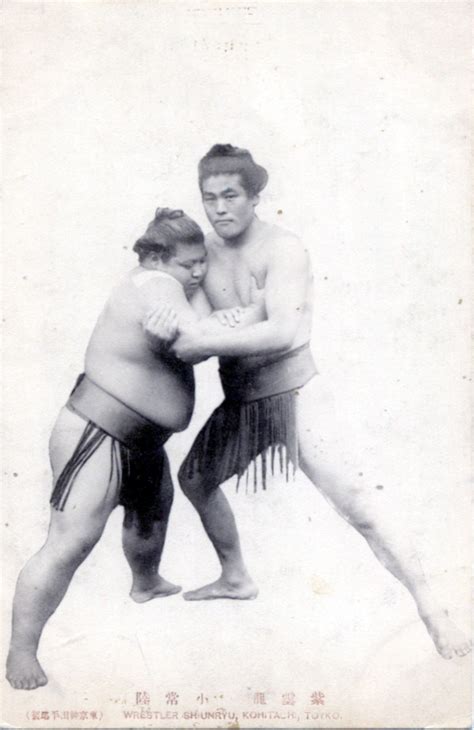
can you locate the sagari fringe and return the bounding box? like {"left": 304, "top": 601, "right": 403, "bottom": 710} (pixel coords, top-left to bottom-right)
{"left": 50, "top": 422, "right": 116, "bottom": 511}
{"left": 182, "top": 391, "right": 298, "bottom": 491}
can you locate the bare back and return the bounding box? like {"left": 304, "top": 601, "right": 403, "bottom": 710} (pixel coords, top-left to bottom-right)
{"left": 85, "top": 269, "right": 195, "bottom": 431}
{"left": 202, "top": 222, "right": 313, "bottom": 368}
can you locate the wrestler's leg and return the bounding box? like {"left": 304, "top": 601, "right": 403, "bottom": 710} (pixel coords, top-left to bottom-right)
{"left": 6, "top": 407, "right": 120, "bottom": 690}
{"left": 179, "top": 463, "right": 257, "bottom": 601}
{"left": 122, "top": 452, "right": 181, "bottom": 603}
{"left": 296, "top": 376, "right": 471, "bottom": 659}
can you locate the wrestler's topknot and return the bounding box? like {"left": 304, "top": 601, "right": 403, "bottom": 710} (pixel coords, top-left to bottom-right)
{"left": 154, "top": 207, "right": 184, "bottom": 221}
{"left": 198, "top": 144, "right": 268, "bottom": 196}
{"left": 133, "top": 207, "right": 204, "bottom": 263}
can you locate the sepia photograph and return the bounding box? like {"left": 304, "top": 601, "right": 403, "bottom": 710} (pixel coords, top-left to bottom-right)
{"left": 1, "top": 1, "right": 472, "bottom": 728}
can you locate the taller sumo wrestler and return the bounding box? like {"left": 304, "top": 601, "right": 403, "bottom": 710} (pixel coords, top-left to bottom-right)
{"left": 148, "top": 144, "right": 471, "bottom": 660}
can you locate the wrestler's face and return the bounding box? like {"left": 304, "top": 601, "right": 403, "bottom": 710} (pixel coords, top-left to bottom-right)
{"left": 201, "top": 174, "right": 259, "bottom": 240}
{"left": 161, "top": 242, "right": 208, "bottom": 295}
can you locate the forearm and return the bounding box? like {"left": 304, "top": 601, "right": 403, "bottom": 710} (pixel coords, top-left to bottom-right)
{"left": 180, "top": 318, "right": 294, "bottom": 358}
{"left": 142, "top": 303, "right": 260, "bottom": 356}
{"left": 202, "top": 303, "right": 264, "bottom": 331}
{"left": 235, "top": 304, "right": 265, "bottom": 327}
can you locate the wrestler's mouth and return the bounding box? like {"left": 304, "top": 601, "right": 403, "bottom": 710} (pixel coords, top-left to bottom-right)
{"left": 215, "top": 220, "right": 233, "bottom": 225}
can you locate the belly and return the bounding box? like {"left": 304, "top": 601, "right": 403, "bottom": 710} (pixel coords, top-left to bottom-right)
{"left": 85, "top": 350, "right": 195, "bottom": 432}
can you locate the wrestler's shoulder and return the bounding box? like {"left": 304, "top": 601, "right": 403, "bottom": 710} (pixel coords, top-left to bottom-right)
{"left": 267, "top": 223, "right": 302, "bottom": 244}
{"left": 122, "top": 268, "right": 184, "bottom": 305}
{"left": 265, "top": 224, "right": 308, "bottom": 259}
{"left": 103, "top": 270, "right": 137, "bottom": 301}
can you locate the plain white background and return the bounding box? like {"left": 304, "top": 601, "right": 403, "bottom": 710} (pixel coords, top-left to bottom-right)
{"left": 2, "top": 2, "right": 471, "bottom": 727}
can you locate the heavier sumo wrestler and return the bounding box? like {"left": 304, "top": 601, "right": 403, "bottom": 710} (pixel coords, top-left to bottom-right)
{"left": 6, "top": 206, "right": 260, "bottom": 690}
{"left": 150, "top": 144, "right": 471, "bottom": 660}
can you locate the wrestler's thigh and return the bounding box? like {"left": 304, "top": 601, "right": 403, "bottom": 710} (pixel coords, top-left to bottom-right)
{"left": 48, "top": 407, "right": 120, "bottom": 528}
{"left": 296, "top": 376, "right": 380, "bottom": 516}
{"left": 296, "top": 374, "right": 341, "bottom": 461}
{"left": 143, "top": 449, "right": 174, "bottom": 510}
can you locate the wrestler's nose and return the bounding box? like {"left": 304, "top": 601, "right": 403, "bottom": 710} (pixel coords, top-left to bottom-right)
{"left": 192, "top": 264, "right": 205, "bottom": 279}
{"left": 216, "top": 198, "right": 228, "bottom": 214}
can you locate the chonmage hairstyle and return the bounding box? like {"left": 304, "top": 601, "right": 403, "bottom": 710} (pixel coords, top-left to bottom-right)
{"left": 198, "top": 144, "right": 268, "bottom": 196}
{"left": 133, "top": 207, "right": 204, "bottom": 263}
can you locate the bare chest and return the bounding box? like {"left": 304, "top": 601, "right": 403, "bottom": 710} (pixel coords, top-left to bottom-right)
{"left": 203, "top": 247, "right": 267, "bottom": 309}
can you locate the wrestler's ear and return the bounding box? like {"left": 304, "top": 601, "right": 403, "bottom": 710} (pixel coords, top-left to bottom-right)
{"left": 251, "top": 194, "right": 260, "bottom": 208}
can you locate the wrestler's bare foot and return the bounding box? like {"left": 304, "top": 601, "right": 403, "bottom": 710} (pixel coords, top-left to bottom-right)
{"left": 421, "top": 610, "right": 472, "bottom": 659}
{"left": 130, "top": 576, "right": 181, "bottom": 603}
{"left": 6, "top": 649, "right": 48, "bottom": 690}
{"left": 183, "top": 576, "right": 259, "bottom": 601}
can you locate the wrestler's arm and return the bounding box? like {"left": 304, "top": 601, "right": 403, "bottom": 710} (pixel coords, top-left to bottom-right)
{"left": 189, "top": 285, "right": 263, "bottom": 328}
{"left": 143, "top": 282, "right": 265, "bottom": 350}
{"left": 139, "top": 278, "right": 199, "bottom": 351}
{"left": 173, "top": 236, "right": 307, "bottom": 359}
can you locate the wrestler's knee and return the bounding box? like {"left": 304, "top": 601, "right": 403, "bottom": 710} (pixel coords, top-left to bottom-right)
{"left": 178, "top": 462, "right": 206, "bottom": 504}
{"left": 46, "top": 533, "right": 100, "bottom": 571}
{"left": 340, "top": 488, "right": 379, "bottom": 535}
{"left": 47, "top": 512, "right": 105, "bottom": 567}
{"left": 350, "top": 514, "right": 377, "bottom": 537}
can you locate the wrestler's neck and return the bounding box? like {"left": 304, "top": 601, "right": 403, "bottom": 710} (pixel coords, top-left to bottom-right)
{"left": 221, "top": 216, "right": 268, "bottom": 249}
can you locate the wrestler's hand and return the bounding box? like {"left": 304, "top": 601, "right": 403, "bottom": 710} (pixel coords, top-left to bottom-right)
{"left": 211, "top": 307, "right": 243, "bottom": 327}
{"left": 143, "top": 305, "right": 179, "bottom": 344}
